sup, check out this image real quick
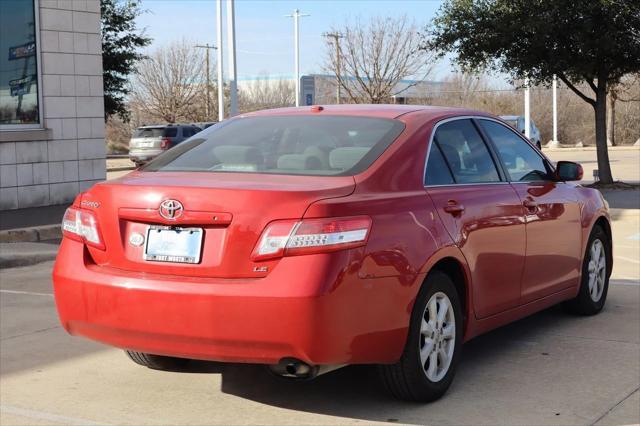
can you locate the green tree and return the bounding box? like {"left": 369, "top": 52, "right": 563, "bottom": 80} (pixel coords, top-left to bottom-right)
{"left": 101, "top": 0, "right": 151, "bottom": 121}
{"left": 426, "top": 0, "right": 640, "bottom": 184}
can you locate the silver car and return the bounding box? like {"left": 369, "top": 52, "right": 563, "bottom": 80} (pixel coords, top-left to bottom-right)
{"left": 129, "top": 124, "right": 201, "bottom": 166}
{"left": 499, "top": 115, "right": 542, "bottom": 149}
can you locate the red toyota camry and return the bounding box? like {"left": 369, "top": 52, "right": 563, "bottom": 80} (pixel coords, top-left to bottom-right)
{"left": 53, "top": 105, "right": 612, "bottom": 401}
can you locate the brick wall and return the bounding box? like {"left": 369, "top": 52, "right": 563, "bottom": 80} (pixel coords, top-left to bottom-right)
{"left": 0, "top": 0, "right": 105, "bottom": 211}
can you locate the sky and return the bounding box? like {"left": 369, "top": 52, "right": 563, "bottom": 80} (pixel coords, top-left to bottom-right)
{"left": 135, "top": 0, "right": 454, "bottom": 80}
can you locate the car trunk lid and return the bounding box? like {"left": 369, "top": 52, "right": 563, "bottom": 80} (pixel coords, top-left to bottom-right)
{"left": 81, "top": 171, "right": 355, "bottom": 278}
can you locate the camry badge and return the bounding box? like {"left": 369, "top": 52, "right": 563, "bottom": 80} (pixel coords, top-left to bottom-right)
{"left": 159, "top": 199, "right": 184, "bottom": 220}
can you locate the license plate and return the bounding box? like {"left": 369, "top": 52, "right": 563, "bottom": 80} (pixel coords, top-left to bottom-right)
{"left": 144, "top": 226, "right": 203, "bottom": 264}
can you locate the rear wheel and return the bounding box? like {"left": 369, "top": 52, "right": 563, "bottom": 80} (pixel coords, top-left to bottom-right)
{"left": 379, "top": 271, "right": 463, "bottom": 402}
{"left": 125, "top": 350, "right": 189, "bottom": 370}
{"left": 563, "top": 225, "right": 610, "bottom": 315}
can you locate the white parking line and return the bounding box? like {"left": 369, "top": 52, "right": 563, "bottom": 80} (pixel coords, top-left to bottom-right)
{"left": 611, "top": 280, "right": 640, "bottom": 286}
{"left": 615, "top": 256, "right": 640, "bottom": 265}
{"left": 0, "top": 289, "right": 53, "bottom": 297}
{"left": 0, "top": 404, "right": 109, "bottom": 426}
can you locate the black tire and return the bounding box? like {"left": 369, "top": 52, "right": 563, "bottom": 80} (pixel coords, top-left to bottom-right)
{"left": 563, "top": 225, "right": 611, "bottom": 315}
{"left": 125, "top": 350, "right": 189, "bottom": 370}
{"left": 379, "top": 271, "right": 463, "bottom": 402}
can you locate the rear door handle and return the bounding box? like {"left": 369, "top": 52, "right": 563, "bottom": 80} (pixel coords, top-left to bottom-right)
{"left": 444, "top": 202, "right": 465, "bottom": 215}
{"left": 523, "top": 198, "right": 538, "bottom": 211}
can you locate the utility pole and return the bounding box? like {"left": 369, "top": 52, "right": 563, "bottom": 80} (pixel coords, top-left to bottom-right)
{"left": 226, "top": 0, "right": 238, "bottom": 116}
{"left": 285, "top": 9, "right": 309, "bottom": 107}
{"left": 552, "top": 74, "right": 558, "bottom": 144}
{"left": 524, "top": 77, "right": 531, "bottom": 139}
{"left": 323, "top": 32, "right": 343, "bottom": 104}
{"left": 195, "top": 43, "right": 217, "bottom": 120}
{"left": 216, "top": 0, "right": 224, "bottom": 121}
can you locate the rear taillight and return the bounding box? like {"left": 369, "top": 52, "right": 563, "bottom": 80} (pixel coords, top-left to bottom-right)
{"left": 160, "top": 137, "right": 171, "bottom": 149}
{"left": 252, "top": 216, "right": 371, "bottom": 261}
{"left": 61, "top": 207, "right": 105, "bottom": 250}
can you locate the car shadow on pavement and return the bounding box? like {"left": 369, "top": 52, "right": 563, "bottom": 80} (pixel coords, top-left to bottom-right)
{"left": 166, "top": 296, "right": 638, "bottom": 425}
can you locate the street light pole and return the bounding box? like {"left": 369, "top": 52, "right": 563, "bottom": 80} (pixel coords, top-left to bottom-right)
{"left": 323, "top": 32, "right": 343, "bottom": 104}
{"left": 552, "top": 74, "right": 558, "bottom": 143}
{"left": 524, "top": 77, "right": 531, "bottom": 139}
{"left": 286, "top": 9, "right": 309, "bottom": 107}
{"left": 216, "top": 0, "right": 224, "bottom": 121}
{"left": 195, "top": 43, "right": 217, "bottom": 120}
{"left": 226, "top": 0, "right": 238, "bottom": 116}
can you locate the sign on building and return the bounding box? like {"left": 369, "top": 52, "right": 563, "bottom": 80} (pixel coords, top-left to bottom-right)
{"left": 300, "top": 75, "right": 315, "bottom": 106}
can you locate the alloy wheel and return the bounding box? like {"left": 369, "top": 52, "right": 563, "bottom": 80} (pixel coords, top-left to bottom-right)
{"left": 588, "top": 239, "right": 607, "bottom": 302}
{"left": 419, "top": 291, "right": 456, "bottom": 382}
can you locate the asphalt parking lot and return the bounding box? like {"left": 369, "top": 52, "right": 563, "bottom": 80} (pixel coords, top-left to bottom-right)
{"left": 1, "top": 149, "right": 639, "bottom": 425}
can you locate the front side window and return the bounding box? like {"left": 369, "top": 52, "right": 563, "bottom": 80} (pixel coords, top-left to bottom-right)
{"left": 143, "top": 115, "right": 405, "bottom": 176}
{"left": 479, "top": 120, "right": 550, "bottom": 182}
{"left": 433, "top": 119, "right": 501, "bottom": 184}
{"left": 0, "top": 0, "right": 39, "bottom": 126}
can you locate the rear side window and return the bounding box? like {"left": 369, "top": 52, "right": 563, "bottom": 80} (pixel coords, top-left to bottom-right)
{"left": 163, "top": 127, "right": 178, "bottom": 137}
{"left": 425, "top": 142, "right": 455, "bottom": 185}
{"left": 479, "top": 120, "right": 550, "bottom": 182}
{"left": 143, "top": 116, "right": 405, "bottom": 176}
{"left": 134, "top": 127, "right": 164, "bottom": 138}
{"left": 433, "top": 119, "right": 501, "bottom": 184}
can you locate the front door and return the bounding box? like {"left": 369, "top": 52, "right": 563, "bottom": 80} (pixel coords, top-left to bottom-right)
{"left": 424, "top": 119, "right": 526, "bottom": 319}
{"left": 477, "top": 119, "right": 583, "bottom": 303}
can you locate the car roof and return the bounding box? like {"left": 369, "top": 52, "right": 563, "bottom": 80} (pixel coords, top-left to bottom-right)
{"left": 241, "top": 104, "right": 488, "bottom": 120}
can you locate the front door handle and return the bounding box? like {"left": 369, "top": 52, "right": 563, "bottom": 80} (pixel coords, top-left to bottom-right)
{"left": 444, "top": 202, "right": 465, "bottom": 216}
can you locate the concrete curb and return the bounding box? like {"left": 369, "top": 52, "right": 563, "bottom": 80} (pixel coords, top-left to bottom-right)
{"left": 0, "top": 225, "right": 61, "bottom": 243}
{"left": 0, "top": 251, "right": 58, "bottom": 269}
{"left": 107, "top": 166, "right": 136, "bottom": 172}
{"left": 0, "top": 241, "right": 59, "bottom": 269}
{"left": 543, "top": 146, "right": 640, "bottom": 152}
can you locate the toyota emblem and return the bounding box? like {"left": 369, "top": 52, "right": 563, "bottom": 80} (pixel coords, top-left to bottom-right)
{"left": 159, "top": 199, "right": 184, "bottom": 220}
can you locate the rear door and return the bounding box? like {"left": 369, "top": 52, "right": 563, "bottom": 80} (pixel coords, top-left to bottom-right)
{"left": 477, "top": 119, "right": 582, "bottom": 303}
{"left": 424, "top": 118, "right": 527, "bottom": 318}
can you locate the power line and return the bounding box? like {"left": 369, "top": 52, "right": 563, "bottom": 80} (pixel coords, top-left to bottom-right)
{"left": 323, "top": 32, "right": 344, "bottom": 104}
{"left": 194, "top": 43, "right": 218, "bottom": 119}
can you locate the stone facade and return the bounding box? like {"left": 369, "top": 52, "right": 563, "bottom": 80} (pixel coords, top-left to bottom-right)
{"left": 0, "top": 0, "right": 105, "bottom": 211}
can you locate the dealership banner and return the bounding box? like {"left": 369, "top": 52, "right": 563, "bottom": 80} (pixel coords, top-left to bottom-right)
{"left": 8, "top": 42, "right": 36, "bottom": 60}
{"left": 9, "top": 75, "right": 35, "bottom": 97}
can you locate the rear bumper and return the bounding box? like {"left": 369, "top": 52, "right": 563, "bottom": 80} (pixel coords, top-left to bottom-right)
{"left": 129, "top": 149, "right": 163, "bottom": 163}
{"left": 52, "top": 239, "right": 409, "bottom": 365}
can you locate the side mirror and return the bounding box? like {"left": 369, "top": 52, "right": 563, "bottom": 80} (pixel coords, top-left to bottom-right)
{"left": 555, "top": 161, "right": 583, "bottom": 181}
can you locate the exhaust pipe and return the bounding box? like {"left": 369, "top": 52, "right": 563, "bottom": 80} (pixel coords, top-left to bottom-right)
{"left": 269, "top": 358, "right": 345, "bottom": 380}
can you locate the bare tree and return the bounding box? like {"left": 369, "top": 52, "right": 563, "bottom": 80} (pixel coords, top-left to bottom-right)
{"left": 132, "top": 40, "right": 206, "bottom": 123}
{"left": 240, "top": 75, "right": 295, "bottom": 112}
{"left": 607, "top": 74, "right": 640, "bottom": 146}
{"left": 323, "top": 16, "right": 435, "bottom": 104}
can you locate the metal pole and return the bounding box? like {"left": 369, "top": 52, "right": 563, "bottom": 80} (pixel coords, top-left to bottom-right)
{"left": 226, "top": 0, "right": 237, "bottom": 116}
{"left": 286, "top": 10, "right": 309, "bottom": 107}
{"left": 552, "top": 74, "right": 558, "bottom": 143}
{"left": 294, "top": 10, "right": 299, "bottom": 107}
{"left": 524, "top": 77, "right": 531, "bottom": 139}
{"left": 216, "top": 0, "right": 224, "bottom": 121}
{"left": 195, "top": 44, "right": 217, "bottom": 120}
{"left": 323, "top": 32, "right": 343, "bottom": 104}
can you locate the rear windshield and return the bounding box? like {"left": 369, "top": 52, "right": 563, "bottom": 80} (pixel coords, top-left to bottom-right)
{"left": 142, "top": 116, "right": 405, "bottom": 176}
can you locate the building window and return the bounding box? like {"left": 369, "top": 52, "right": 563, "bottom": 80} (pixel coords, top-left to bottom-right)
{"left": 0, "top": 0, "right": 40, "bottom": 127}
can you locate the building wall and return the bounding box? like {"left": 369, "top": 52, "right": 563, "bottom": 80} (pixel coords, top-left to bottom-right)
{"left": 0, "top": 0, "right": 105, "bottom": 211}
